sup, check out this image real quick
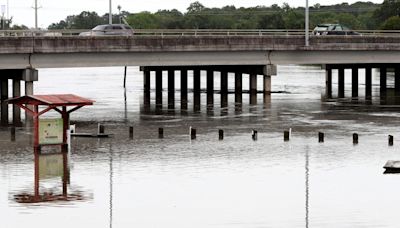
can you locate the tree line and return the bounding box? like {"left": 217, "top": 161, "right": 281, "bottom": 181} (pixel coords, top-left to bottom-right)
{"left": 45, "top": 1, "right": 400, "bottom": 30}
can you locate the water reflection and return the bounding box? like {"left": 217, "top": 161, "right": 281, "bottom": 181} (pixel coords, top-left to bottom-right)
{"left": 12, "top": 152, "right": 88, "bottom": 204}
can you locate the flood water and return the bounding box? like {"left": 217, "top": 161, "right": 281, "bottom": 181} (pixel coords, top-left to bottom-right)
{"left": 2, "top": 65, "right": 400, "bottom": 227}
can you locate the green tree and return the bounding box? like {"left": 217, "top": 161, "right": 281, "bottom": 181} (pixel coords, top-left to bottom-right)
{"left": 126, "top": 12, "right": 159, "bottom": 29}
{"left": 381, "top": 15, "right": 400, "bottom": 29}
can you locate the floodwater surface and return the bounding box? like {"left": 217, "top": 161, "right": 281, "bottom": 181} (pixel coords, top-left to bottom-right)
{"left": 1, "top": 66, "right": 400, "bottom": 227}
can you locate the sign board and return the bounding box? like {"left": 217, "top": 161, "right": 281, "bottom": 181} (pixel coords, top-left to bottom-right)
{"left": 39, "top": 154, "right": 64, "bottom": 179}
{"left": 39, "top": 118, "right": 63, "bottom": 145}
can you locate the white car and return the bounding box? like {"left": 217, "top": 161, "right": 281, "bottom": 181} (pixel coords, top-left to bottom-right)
{"left": 79, "top": 24, "right": 134, "bottom": 36}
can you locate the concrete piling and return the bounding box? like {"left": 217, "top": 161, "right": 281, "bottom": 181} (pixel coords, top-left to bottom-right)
{"left": 235, "top": 72, "right": 242, "bottom": 104}
{"left": 352, "top": 67, "right": 358, "bottom": 98}
{"left": 219, "top": 129, "right": 224, "bottom": 140}
{"left": 1, "top": 78, "right": 9, "bottom": 126}
{"left": 353, "top": 133, "right": 358, "bottom": 144}
{"left": 193, "top": 70, "right": 201, "bottom": 112}
{"left": 389, "top": 135, "right": 394, "bottom": 146}
{"left": 380, "top": 67, "right": 387, "bottom": 94}
{"left": 168, "top": 70, "right": 175, "bottom": 110}
{"left": 12, "top": 79, "right": 21, "bottom": 126}
{"left": 325, "top": 67, "right": 332, "bottom": 98}
{"left": 252, "top": 130, "right": 258, "bottom": 141}
{"left": 365, "top": 67, "right": 372, "bottom": 99}
{"left": 181, "top": 70, "right": 188, "bottom": 110}
{"left": 155, "top": 70, "right": 163, "bottom": 109}
{"left": 250, "top": 74, "right": 257, "bottom": 105}
{"left": 284, "top": 131, "right": 290, "bottom": 141}
{"left": 338, "top": 68, "right": 345, "bottom": 98}
{"left": 318, "top": 132, "right": 324, "bottom": 143}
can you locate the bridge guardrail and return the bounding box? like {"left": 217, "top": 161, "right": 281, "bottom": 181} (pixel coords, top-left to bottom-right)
{"left": 0, "top": 29, "right": 399, "bottom": 37}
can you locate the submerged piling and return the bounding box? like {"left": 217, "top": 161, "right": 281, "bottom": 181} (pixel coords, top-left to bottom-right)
{"left": 284, "top": 131, "right": 290, "bottom": 141}
{"left": 219, "top": 129, "right": 224, "bottom": 140}
{"left": 10, "top": 126, "right": 15, "bottom": 142}
{"left": 353, "top": 133, "right": 358, "bottom": 144}
{"left": 190, "top": 127, "right": 196, "bottom": 140}
{"left": 318, "top": 132, "right": 324, "bottom": 143}
{"left": 389, "top": 135, "right": 394, "bottom": 146}
{"left": 252, "top": 130, "right": 258, "bottom": 141}
{"left": 98, "top": 124, "right": 105, "bottom": 134}
{"left": 158, "top": 128, "right": 164, "bottom": 139}
{"left": 129, "top": 126, "right": 134, "bottom": 139}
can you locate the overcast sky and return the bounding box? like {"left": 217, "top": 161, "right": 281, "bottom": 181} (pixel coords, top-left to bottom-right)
{"left": 2, "top": 0, "right": 383, "bottom": 28}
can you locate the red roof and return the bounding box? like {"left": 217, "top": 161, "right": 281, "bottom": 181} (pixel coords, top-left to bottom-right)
{"left": 7, "top": 94, "right": 94, "bottom": 106}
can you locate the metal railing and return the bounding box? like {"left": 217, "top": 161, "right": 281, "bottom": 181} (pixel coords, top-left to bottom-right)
{"left": 0, "top": 29, "right": 399, "bottom": 37}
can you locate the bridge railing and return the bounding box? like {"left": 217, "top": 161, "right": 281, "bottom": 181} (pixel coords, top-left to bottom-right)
{"left": 0, "top": 29, "right": 399, "bottom": 37}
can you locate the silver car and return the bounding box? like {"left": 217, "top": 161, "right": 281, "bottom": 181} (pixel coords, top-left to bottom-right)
{"left": 79, "top": 24, "right": 134, "bottom": 36}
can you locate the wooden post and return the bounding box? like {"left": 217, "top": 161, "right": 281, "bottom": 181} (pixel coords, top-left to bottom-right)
{"left": 284, "top": 131, "right": 290, "bottom": 141}
{"left": 353, "top": 133, "right": 359, "bottom": 144}
{"left": 219, "top": 129, "right": 224, "bottom": 140}
{"left": 318, "top": 132, "right": 324, "bottom": 143}
{"left": 389, "top": 135, "right": 394, "bottom": 146}
{"left": 252, "top": 130, "right": 258, "bottom": 141}
{"left": 158, "top": 128, "right": 164, "bottom": 139}
{"left": 129, "top": 126, "right": 134, "bottom": 139}
{"left": 190, "top": 127, "right": 196, "bottom": 140}
{"left": 10, "top": 126, "right": 16, "bottom": 142}
{"left": 98, "top": 124, "right": 105, "bottom": 134}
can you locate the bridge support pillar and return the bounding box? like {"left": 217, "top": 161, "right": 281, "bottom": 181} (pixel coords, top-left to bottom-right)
{"left": 395, "top": 67, "right": 400, "bottom": 95}
{"left": 380, "top": 67, "right": 387, "bottom": 97}
{"left": 338, "top": 68, "right": 345, "bottom": 98}
{"left": 365, "top": 67, "right": 372, "bottom": 99}
{"left": 23, "top": 68, "right": 38, "bottom": 126}
{"left": 206, "top": 70, "right": 214, "bottom": 111}
{"left": 221, "top": 71, "right": 228, "bottom": 108}
{"left": 0, "top": 78, "right": 8, "bottom": 126}
{"left": 325, "top": 67, "right": 332, "bottom": 98}
{"left": 352, "top": 67, "right": 358, "bottom": 98}
{"left": 168, "top": 70, "right": 175, "bottom": 110}
{"left": 181, "top": 70, "right": 188, "bottom": 111}
{"left": 155, "top": 70, "right": 163, "bottom": 110}
{"left": 250, "top": 73, "right": 257, "bottom": 105}
{"left": 12, "top": 79, "right": 21, "bottom": 126}
{"left": 143, "top": 70, "right": 150, "bottom": 110}
{"left": 193, "top": 69, "right": 201, "bottom": 112}
{"left": 235, "top": 72, "right": 242, "bottom": 104}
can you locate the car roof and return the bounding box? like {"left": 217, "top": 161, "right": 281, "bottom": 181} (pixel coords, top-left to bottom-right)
{"left": 316, "top": 24, "right": 340, "bottom": 27}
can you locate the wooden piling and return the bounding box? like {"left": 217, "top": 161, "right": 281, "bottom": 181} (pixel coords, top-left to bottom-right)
{"left": 158, "top": 128, "right": 164, "bottom": 139}
{"left": 129, "top": 126, "right": 134, "bottom": 139}
{"left": 219, "top": 129, "right": 224, "bottom": 140}
{"left": 252, "top": 130, "right": 258, "bottom": 141}
{"left": 10, "top": 126, "right": 15, "bottom": 142}
{"left": 284, "top": 131, "right": 290, "bottom": 141}
{"left": 389, "top": 135, "right": 394, "bottom": 146}
{"left": 353, "top": 133, "right": 358, "bottom": 144}
{"left": 318, "top": 132, "right": 324, "bottom": 143}
{"left": 98, "top": 124, "right": 105, "bottom": 134}
{"left": 190, "top": 127, "right": 196, "bottom": 140}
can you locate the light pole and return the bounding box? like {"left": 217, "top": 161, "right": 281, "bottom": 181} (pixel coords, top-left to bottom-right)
{"left": 109, "top": 0, "right": 112, "bottom": 24}
{"left": 305, "top": 0, "right": 309, "bottom": 46}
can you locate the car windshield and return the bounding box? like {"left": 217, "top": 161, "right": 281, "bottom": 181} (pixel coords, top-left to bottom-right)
{"left": 316, "top": 26, "right": 328, "bottom": 31}
{"left": 92, "top": 25, "right": 107, "bottom": 31}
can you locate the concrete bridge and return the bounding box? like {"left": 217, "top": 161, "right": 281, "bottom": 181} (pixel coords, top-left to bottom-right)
{"left": 1, "top": 34, "right": 400, "bottom": 125}
{"left": 0, "top": 35, "right": 399, "bottom": 68}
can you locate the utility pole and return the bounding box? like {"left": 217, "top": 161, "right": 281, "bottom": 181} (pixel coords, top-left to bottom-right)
{"left": 109, "top": 0, "right": 112, "bottom": 24}
{"left": 32, "top": 0, "right": 41, "bottom": 29}
{"left": 305, "top": 0, "right": 309, "bottom": 46}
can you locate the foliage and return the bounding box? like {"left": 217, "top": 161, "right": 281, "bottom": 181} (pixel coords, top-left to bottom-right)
{"left": 381, "top": 15, "right": 400, "bottom": 29}
{"left": 43, "top": 1, "right": 400, "bottom": 31}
